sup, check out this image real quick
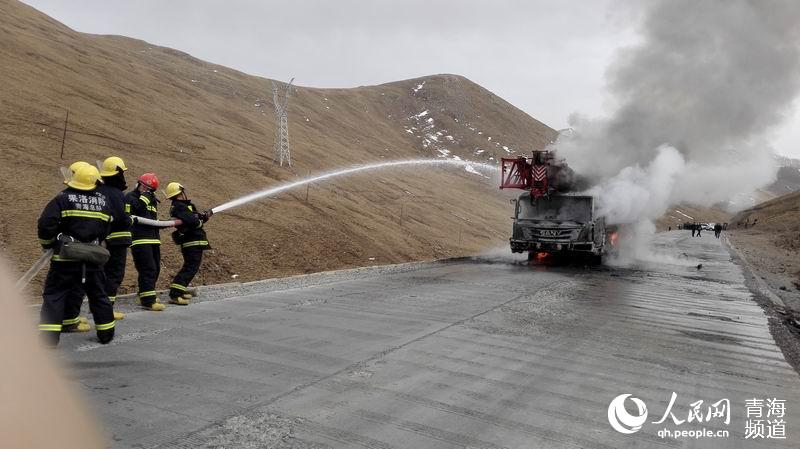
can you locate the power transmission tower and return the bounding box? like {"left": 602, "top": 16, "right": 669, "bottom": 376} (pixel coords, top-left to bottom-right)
{"left": 272, "top": 78, "right": 294, "bottom": 166}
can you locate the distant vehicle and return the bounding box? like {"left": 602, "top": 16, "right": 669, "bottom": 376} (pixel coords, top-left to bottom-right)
{"left": 702, "top": 223, "right": 714, "bottom": 231}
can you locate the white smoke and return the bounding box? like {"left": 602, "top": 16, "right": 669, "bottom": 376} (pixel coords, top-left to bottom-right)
{"left": 553, "top": 0, "right": 800, "bottom": 264}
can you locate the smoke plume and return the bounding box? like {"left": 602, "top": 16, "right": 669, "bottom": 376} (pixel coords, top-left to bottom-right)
{"left": 553, "top": 0, "right": 800, "bottom": 262}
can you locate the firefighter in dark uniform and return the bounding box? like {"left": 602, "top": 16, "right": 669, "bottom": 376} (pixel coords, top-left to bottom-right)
{"left": 61, "top": 158, "right": 130, "bottom": 328}
{"left": 165, "top": 182, "right": 212, "bottom": 305}
{"left": 59, "top": 161, "right": 93, "bottom": 333}
{"left": 38, "top": 164, "right": 115, "bottom": 347}
{"left": 98, "top": 156, "right": 132, "bottom": 320}
{"left": 126, "top": 173, "right": 165, "bottom": 311}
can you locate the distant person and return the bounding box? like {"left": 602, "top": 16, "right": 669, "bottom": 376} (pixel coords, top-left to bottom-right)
{"left": 37, "top": 164, "right": 115, "bottom": 347}
{"left": 126, "top": 173, "right": 165, "bottom": 311}
{"left": 691, "top": 223, "right": 696, "bottom": 237}
{"left": 668, "top": 226, "right": 671, "bottom": 231}
{"left": 165, "top": 182, "right": 213, "bottom": 305}
{"left": 714, "top": 223, "right": 722, "bottom": 238}
{"left": 696, "top": 223, "right": 702, "bottom": 237}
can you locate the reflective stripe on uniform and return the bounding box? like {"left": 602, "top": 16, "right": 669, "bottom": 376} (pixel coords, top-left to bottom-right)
{"left": 138, "top": 291, "right": 157, "bottom": 299}
{"left": 107, "top": 231, "right": 132, "bottom": 239}
{"left": 147, "top": 206, "right": 157, "bottom": 213}
{"left": 62, "top": 317, "right": 81, "bottom": 326}
{"left": 61, "top": 210, "right": 111, "bottom": 221}
{"left": 39, "top": 238, "right": 55, "bottom": 245}
{"left": 95, "top": 321, "right": 115, "bottom": 331}
{"left": 181, "top": 240, "right": 209, "bottom": 248}
{"left": 140, "top": 196, "right": 151, "bottom": 205}
{"left": 51, "top": 255, "right": 78, "bottom": 262}
{"left": 125, "top": 204, "right": 131, "bottom": 213}
{"left": 39, "top": 324, "right": 62, "bottom": 332}
{"left": 131, "top": 239, "right": 161, "bottom": 246}
{"left": 109, "top": 296, "right": 116, "bottom": 302}
{"left": 169, "top": 283, "right": 187, "bottom": 291}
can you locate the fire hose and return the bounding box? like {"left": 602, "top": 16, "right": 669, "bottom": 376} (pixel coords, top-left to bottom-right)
{"left": 14, "top": 216, "right": 182, "bottom": 290}
{"left": 132, "top": 217, "right": 182, "bottom": 228}
{"left": 15, "top": 249, "right": 54, "bottom": 290}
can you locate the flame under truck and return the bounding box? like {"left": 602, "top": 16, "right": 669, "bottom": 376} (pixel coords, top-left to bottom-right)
{"left": 500, "top": 151, "right": 612, "bottom": 263}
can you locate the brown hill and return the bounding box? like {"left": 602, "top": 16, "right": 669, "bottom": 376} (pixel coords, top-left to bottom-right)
{"left": 730, "top": 191, "right": 800, "bottom": 242}
{"left": 0, "top": 0, "right": 557, "bottom": 296}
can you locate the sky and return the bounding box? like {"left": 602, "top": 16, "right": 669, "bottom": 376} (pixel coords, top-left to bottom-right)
{"left": 20, "top": 0, "right": 800, "bottom": 159}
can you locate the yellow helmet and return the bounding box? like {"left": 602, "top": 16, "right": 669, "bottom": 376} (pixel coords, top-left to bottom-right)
{"left": 64, "top": 161, "right": 91, "bottom": 185}
{"left": 99, "top": 156, "right": 127, "bottom": 177}
{"left": 67, "top": 165, "right": 102, "bottom": 191}
{"left": 69, "top": 161, "right": 91, "bottom": 174}
{"left": 165, "top": 182, "right": 185, "bottom": 199}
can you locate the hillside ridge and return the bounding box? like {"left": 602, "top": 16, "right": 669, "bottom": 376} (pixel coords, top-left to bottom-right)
{"left": 0, "top": 0, "right": 557, "bottom": 295}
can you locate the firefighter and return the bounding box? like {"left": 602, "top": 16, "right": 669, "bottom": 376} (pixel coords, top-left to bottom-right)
{"left": 61, "top": 158, "right": 128, "bottom": 330}
{"left": 98, "top": 156, "right": 132, "bottom": 320}
{"left": 59, "top": 161, "right": 92, "bottom": 333}
{"left": 126, "top": 173, "right": 165, "bottom": 311}
{"left": 165, "top": 182, "right": 212, "bottom": 305}
{"left": 38, "top": 164, "right": 115, "bottom": 347}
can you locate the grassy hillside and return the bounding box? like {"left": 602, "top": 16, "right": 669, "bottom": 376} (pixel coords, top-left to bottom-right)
{"left": 0, "top": 0, "right": 558, "bottom": 296}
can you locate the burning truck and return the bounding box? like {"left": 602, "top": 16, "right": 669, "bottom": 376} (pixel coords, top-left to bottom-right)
{"left": 500, "top": 151, "right": 616, "bottom": 264}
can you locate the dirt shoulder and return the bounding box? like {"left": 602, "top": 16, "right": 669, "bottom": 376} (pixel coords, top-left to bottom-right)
{"left": 727, "top": 230, "right": 800, "bottom": 314}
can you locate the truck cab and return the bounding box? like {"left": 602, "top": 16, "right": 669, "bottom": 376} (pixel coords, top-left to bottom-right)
{"left": 510, "top": 193, "right": 607, "bottom": 263}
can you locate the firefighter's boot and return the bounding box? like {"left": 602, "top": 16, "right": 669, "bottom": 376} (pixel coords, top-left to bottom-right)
{"left": 169, "top": 296, "right": 189, "bottom": 306}
{"left": 63, "top": 316, "right": 90, "bottom": 333}
{"left": 64, "top": 322, "right": 91, "bottom": 333}
{"left": 141, "top": 300, "right": 165, "bottom": 311}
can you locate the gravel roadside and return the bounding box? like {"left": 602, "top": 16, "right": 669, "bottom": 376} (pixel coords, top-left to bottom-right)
{"left": 724, "top": 233, "right": 800, "bottom": 373}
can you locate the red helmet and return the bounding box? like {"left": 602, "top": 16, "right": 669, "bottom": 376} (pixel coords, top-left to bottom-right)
{"left": 138, "top": 173, "right": 159, "bottom": 190}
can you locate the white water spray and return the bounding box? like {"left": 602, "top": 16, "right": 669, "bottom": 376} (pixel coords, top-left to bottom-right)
{"left": 211, "top": 159, "right": 498, "bottom": 213}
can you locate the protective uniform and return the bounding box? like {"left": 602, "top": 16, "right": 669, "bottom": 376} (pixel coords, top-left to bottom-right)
{"left": 125, "top": 173, "right": 164, "bottom": 310}
{"left": 98, "top": 157, "right": 132, "bottom": 317}
{"left": 60, "top": 161, "right": 93, "bottom": 333}
{"left": 62, "top": 158, "right": 130, "bottom": 326}
{"left": 38, "top": 165, "right": 115, "bottom": 347}
{"left": 166, "top": 183, "right": 211, "bottom": 305}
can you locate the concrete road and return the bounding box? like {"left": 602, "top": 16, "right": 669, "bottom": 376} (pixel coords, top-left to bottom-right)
{"left": 58, "top": 232, "right": 800, "bottom": 448}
